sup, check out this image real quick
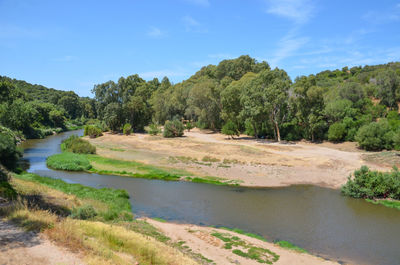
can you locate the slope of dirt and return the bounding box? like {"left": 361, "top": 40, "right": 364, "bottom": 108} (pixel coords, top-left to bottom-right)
{"left": 0, "top": 219, "right": 83, "bottom": 265}
{"left": 146, "top": 218, "right": 339, "bottom": 265}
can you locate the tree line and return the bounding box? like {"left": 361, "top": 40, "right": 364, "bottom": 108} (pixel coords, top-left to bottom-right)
{"left": 91, "top": 56, "right": 400, "bottom": 151}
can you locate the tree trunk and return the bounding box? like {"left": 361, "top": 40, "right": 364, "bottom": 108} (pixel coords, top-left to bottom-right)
{"left": 274, "top": 121, "right": 281, "bottom": 142}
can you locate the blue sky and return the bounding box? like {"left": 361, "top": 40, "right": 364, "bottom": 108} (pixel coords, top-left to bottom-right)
{"left": 1, "top": 0, "right": 399, "bottom": 97}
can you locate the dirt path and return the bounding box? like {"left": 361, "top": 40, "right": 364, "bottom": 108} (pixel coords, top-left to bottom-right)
{"left": 88, "top": 129, "right": 390, "bottom": 189}
{"left": 0, "top": 219, "right": 83, "bottom": 265}
{"left": 146, "top": 218, "right": 338, "bottom": 265}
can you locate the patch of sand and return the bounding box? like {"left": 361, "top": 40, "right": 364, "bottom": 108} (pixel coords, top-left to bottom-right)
{"left": 145, "top": 218, "right": 339, "bottom": 265}
{"left": 0, "top": 219, "right": 83, "bottom": 265}
{"left": 87, "top": 128, "right": 389, "bottom": 189}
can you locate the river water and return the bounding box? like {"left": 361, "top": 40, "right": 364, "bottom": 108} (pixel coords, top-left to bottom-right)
{"left": 21, "top": 130, "right": 400, "bottom": 265}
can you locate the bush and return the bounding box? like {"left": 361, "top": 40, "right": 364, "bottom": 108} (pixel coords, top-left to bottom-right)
{"left": 163, "top": 120, "right": 184, "bottom": 138}
{"left": 185, "top": 121, "right": 194, "bottom": 132}
{"left": 84, "top": 125, "right": 103, "bottom": 138}
{"left": 342, "top": 166, "right": 400, "bottom": 200}
{"left": 62, "top": 135, "right": 96, "bottom": 154}
{"left": 355, "top": 120, "right": 391, "bottom": 151}
{"left": 123, "top": 123, "right": 132, "bottom": 135}
{"left": 46, "top": 153, "right": 92, "bottom": 171}
{"left": 222, "top": 121, "right": 239, "bottom": 139}
{"left": 328, "top": 122, "right": 346, "bottom": 142}
{"left": 0, "top": 133, "right": 22, "bottom": 170}
{"left": 71, "top": 205, "right": 98, "bottom": 220}
{"left": 146, "top": 123, "right": 161, "bottom": 135}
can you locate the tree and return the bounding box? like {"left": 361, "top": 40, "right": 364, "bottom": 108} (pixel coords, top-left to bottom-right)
{"left": 58, "top": 93, "right": 81, "bottom": 119}
{"left": 328, "top": 122, "right": 346, "bottom": 142}
{"left": 123, "top": 123, "right": 132, "bottom": 135}
{"left": 185, "top": 121, "right": 194, "bottom": 132}
{"left": 221, "top": 120, "right": 239, "bottom": 139}
{"left": 377, "top": 69, "right": 400, "bottom": 109}
{"left": 103, "top": 103, "right": 122, "bottom": 132}
{"left": 163, "top": 120, "right": 185, "bottom": 138}
{"left": 355, "top": 120, "right": 391, "bottom": 151}
{"left": 0, "top": 133, "right": 22, "bottom": 170}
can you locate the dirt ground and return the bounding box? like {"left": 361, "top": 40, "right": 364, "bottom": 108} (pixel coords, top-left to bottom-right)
{"left": 145, "top": 218, "right": 338, "bottom": 265}
{"left": 0, "top": 219, "right": 83, "bottom": 265}
{"left": 88, "top": 128, "right": 389, "bottom": 189}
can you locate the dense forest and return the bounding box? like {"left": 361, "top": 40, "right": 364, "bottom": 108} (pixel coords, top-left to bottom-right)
{"left": 91, "top": 56, "right": 400, "bottom": 151}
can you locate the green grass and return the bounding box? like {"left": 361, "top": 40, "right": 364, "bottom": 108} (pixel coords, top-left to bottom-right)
{"left": 219, "top": 227, "right": 267, "bottom": 241}
{"left": 366, "top": 198, "right": 400, "bottom": 210}
{"left": 46, "top": 152, "right": 92, "bottom": 171}
{"left": 153, "top": 217, "right": 167, "bottom": 223}
{"left": 211, "top": 231, "right": 279, "bottom": 264}
{"left": 275, "top": 240, "right": 308, "bottom": 253}
{"left": 86, "top": 155, "right": 188, "bottom": 181}
{"left": 14, "top": 173, "right": 133, "bottom": 221}
{"left": 0, "top": 181, "right": 17, "bottom": 199}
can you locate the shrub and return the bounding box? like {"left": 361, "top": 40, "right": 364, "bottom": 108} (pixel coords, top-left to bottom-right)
{"left": 222, "top": 121, "right": 239, "bottom": 139}
{"left": 84, "top": 125, "right": 103, "bottom": 138}
{"left": 163, "top": 120, "right": 184, "bottom": 138}
{"left": 123, "top": 123, "right": 132, "bottom": 135}
{"left": 328, "top": 122, "right": 346, "bottom": 142}
{"left": 355, "top": 120, "right": 391, "bottom": 151}
{"left": 185, "top": 121, "right": 194, "bottom": 132}
{"left": 62, "top": 135, "right": 96, "bottom": 154}
{"left": 147, "top": 123, "right": 161, "bottom": 136}
{"left": 341, "top": 166, "right": 400, "bottom": 200}
{"left": 71, "top": 205, "right": 98, "bottom": 220}
{"left": 46, "top": 153, "right": 92, "bottom": 171}
{"left": 0, "top": 133, "right": 22, "bottom": 170}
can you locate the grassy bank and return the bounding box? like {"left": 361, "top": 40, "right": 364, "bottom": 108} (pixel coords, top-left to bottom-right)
{"left": 1, "top": 173, "right": 199, "bottom": 265}
{"left": 47, "top": 151, "right": 239, "bottom": 186}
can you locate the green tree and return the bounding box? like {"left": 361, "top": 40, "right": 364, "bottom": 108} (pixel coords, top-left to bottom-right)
{"left": 103, "top": 103, "right": 122, "bottom": 132}
{"left": 221, "top": 120, "right": 239, "bottom": 139}
{"left": 376, "top": 69, "right": 400, "bottom": 109}
{"left": 328, "top": 122, "right": 346, "bottom": 142}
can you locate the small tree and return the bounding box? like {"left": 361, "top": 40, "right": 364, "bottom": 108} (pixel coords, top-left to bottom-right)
{"left": 328, "top": 122, "right": 346, "bottom": 142}
{"left": 355, "top": 120, "right": 391, "bottom": 151}
{"left": 147, "top": 123, "right": 161, "bottom": 135}
{"left": 123, "top": 123, "right": 132, "bottom": 135}
{"left": 185, "top": 121, "right": 194, "bottom": 132}
{"left": 221, "top": 121, "right": 239, "bottom": 139}
{"left": 163, "top": 120, "right": 184, "bottom": 138}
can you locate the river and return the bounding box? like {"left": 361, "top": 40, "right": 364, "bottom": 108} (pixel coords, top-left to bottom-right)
{"left": 21, "top": 130, "right": 400, "bottom": 265}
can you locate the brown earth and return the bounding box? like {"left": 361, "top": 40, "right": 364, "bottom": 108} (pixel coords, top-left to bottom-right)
{"left": 0, "top": 219, "right": 83, "bottom": 265}
{"left": 145, "top": 218, "right": 339, "bottom": 265}
{"left": 87, "top": 128, "right": 389, "bottom": 189}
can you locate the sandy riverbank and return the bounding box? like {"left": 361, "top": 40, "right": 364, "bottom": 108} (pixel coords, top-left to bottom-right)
{"left": 87, "top": 128, "right": 389, "bottom": 189}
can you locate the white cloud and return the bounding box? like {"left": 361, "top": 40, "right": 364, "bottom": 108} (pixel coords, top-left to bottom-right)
{"left": 269, "top": 33, "right": 309, "bottom": 66}
{"left": 266, "top": 0, "right": 315, "bottom": 24}
{"left": 147, "top": 26, "right": 166, "bottom": 38}
{"left": 182, "top": 15, "right": 206, "bottom": 32}
{"left": 183, "top": 0, "right": 209, "bottom": 7}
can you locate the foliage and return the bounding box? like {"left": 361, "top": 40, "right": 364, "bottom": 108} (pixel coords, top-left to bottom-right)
{"left": 123, "top": 123, "right": 132, "bottom": 135}
{"left": 355, "top": 120, "right": 392, "bottom": 151}
{"left": 221, "top": 120, "right": 239, "bottom": 138}
{"left": 46, "top": 152, "right": 92, "bottom": 171}
{"left": 83, "top": 125, "right": 103, "bottom": 138}
{"left": 275, "top": 240, "right": 308, "bottom": 253}
{"left": 0, "top": 181, "right": 17, "bottom": 199}
{"left": 163, "top": 120, "right": 184, "bottom": 138}
{"left": 328, "top": 122, "right": 346, "bottom": 142}
{"left": 185, "top": 121, "right": 194, "bottom": 132}
{"left": 147, "top": 123, "right": 161, "bottom": 135}
{"left": 70, "top": 205, "right": 98, "bottom": 220}
{"left": 0, "top": 133, "right": 22, "bottom": 170}
{"left": 341, "top": 166, "right": 400, "bottom": 200}
{"left": 62, "top": 135, "right": 96, "bottom": 154}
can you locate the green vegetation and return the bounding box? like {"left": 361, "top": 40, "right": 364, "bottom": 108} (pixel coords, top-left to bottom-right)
{"left": 275, "top": 240, "right": 308, "bottom": 253}
{"left": 0, "top": 132, "right": 22, "bottom": 170}
{"left": 219, "top": 227, "right": 267, "bottom": 242}
{"left": 366, "top": 199, "right": 400, "bottom": 210}
{"left": 185, "top": 121, "right": 194, "bottom": 132}
{"left": 202, "top": 156, "right": 220, "bottom": 162}
{"left": 46, "top": 152, "right": 92, "bottom": 171}
{"left": 0, "top": 76, "right": 95, "bottom": 139}
{"left": 342, "top": 166, "right": 400, "bottom": 208}
{"left": 221, "top": 120, "right": 240, "bottom": 139}
{"left": 163, "top": 119, "right": 185, "bottom": 138}
{"left": 211, "top": 231, "right": 279, "bottom": 264}
{"left": 153, "top": 217, "right": 167, "bottom": 223}
{"left": 83, "top": 124, "right": 103, "bottom": 138}
{"left": 123, "top": 123, "right": 132, "bottom": 135}
{"left": 147, "top": 123, "right": 162, "bottom": 135}
{"left": 14, "top": 172, "right": 132, "bottom": 221}
{"left": 61, "top": 135, "right": 96, "bottom": 154}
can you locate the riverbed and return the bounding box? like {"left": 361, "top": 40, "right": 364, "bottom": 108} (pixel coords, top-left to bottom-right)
{"left": 21, "top": 130, "right": 400, "bottom": 265}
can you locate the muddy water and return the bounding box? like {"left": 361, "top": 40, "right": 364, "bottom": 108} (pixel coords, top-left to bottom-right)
{"left": 21, "top": 130, "right": 400, "bottom": 265}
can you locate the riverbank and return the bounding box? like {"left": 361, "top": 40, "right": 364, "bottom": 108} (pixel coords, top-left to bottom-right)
{"left": 0, "top": 173, "right": 340, "bottom": 265}
{"left": 85, "top": 129, "right": 390, "bottom": 189}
